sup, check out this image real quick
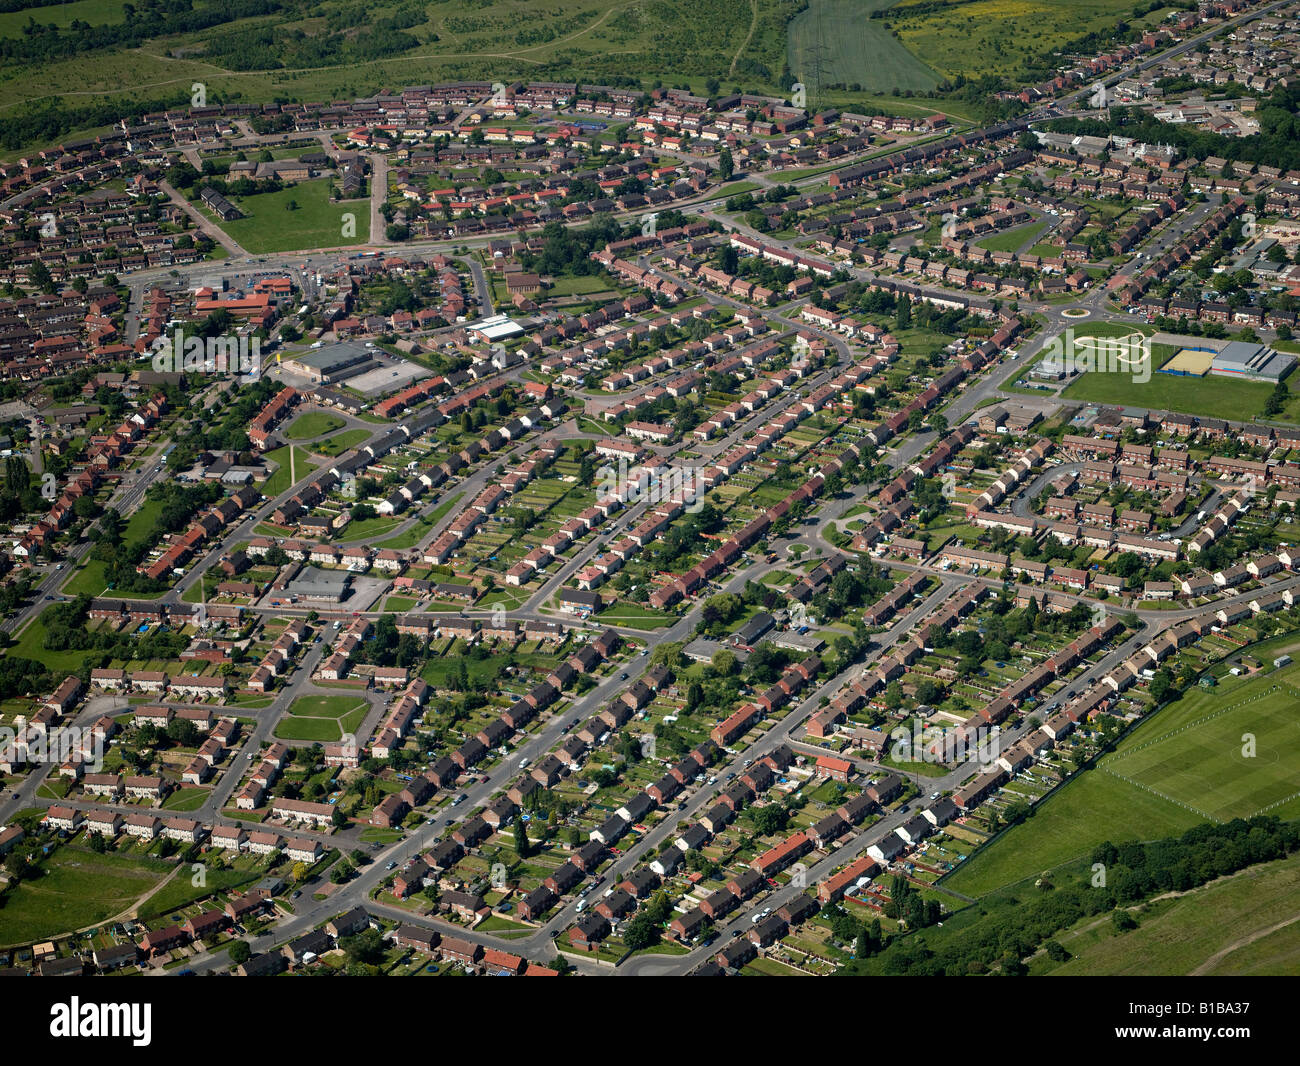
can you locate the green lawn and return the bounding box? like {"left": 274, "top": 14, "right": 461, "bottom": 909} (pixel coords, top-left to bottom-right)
{"left": 162, "top": 787, "right": 210, "bottom": 812}
{"left": 8, "top": 611, "right": 98, "bottom": 676}
{"left": 1103, "top": 676, "right": 1300, "bottom": 823}
{"left": 315, "top": 429, "right": 371, "bottom": 456}
{"left": 593, "top": 602, "right": 677, "bottom": 629}
{"left": 136, "top": 861, "right": 262, "bottom": 922}
{"left": 260, "top": 445, "right": 318, "bottom": 497}
{"left": 343, "top": 514, "right": 403, "bottom": 540}
{"left": 976, "top": 219, "right": 1049, "bottom": 253}
{"left": 285, "top": 411, "right": 346, "bottom": 440}
{"left": 287, "top": 694, "right": 367, "bottom": 717}
{"left": 204, "top": 178, "right": 371, "bottom": 253}
{"left": 546, "top": 275, "right": 616, "bottom": 296}
{"left": 61, "top": 496, "right": 165, "bottom": 598}
{"left": 0, "top": 845, "right": 170, "bottom": 945}
{"left": 374, "top": 517, "right": 436, "bottom": 550}
{"left": 275, "top": 694, "right": 369, "bottom": 742}
{"left": 1061, "top": 367, "right": 1282, "bottom": 423}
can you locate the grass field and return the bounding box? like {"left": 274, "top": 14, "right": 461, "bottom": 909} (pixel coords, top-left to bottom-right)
{"left": 8, "top": 611, "right": 100, "bottom": 676}
{"left": 1061, "top": 369, "right": 1282, "bottom": 424}
{"left": 0, "top": 0, "right": 128, "bottom": 37}
{"left": 285, "top": 411, "right": 346, "bottom": 440}
{"left": 945, "top": 662, "right": 1300, "bottom": 898}
{"left": 788, "top": 0, "right": 939, "bottom": 95}
{"left": 274, "top": 694, "right": 368, "bottom": 742}
{"left": 315, "top": 429, "right": 371, "bottom": 456}
{"left": 260, "top": 445, "right": 318, "bottom": 497}
{"left": 885, "top": 0, "right": 1142, "bottom": 81}
{"left": 976, "top": 219, "right": 1049, "bottom": 253}
{"left": 0, "top": 846, "right": 169, "bottom": 945}
{"left": 1039, "top": 851, "right": 1300, "bottom": 976}
{"left": 204, "top": 179, "right": 370, "bottom": 254}
{"left": 593, "top": 602, "right": 677, "bottom": 629}
{"left": 1102, "top": 678, "right": 1300, "bottom": 823}
{"left": 0, "top": 0, "right": 791, "bottom": 152}
{"left": 61, "top": 495, "right": 166, "bottom": 598}
{"left": 161, "top": 787, "right": 210, "bottom": 812}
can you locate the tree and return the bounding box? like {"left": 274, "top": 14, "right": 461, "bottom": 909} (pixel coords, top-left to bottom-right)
{"left": 622, "top": 911, "right": 659, "bottom": 951}
{"left": 228, "top": 940, "right": 252, "bottom": 966}
{"left": 513, "top": 815, "right": 531, "bottom": 859}
{"left": 896, "top": 293, "right": 912, "bottom": 330}
{"left": 342, "top": 928, "right": 387, "bottom": 966}
{"left": 710, "top": 648, "right": 737, "bottom": 677}
{"left": 1264, "top": 379, "right": 1289, "bottom": 417}
{"left": 292, "top": 861, "right": 310, "bottom": 882}
{"left": 166, "top": 718, "right": 199, "bottom": 748}
{"left": 718, "top": 147, "right": 734, "bottom": 182}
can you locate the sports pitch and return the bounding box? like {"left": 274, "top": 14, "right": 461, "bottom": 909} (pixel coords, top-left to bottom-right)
{"left": 945, "top": 661, "right": 1300, "bottom": 896}
{"left": 1101, "top": 679, "right": 1300, "bottom": 822}
{"left": 1160, "top": 347, "right": 1216, "bottom": 377}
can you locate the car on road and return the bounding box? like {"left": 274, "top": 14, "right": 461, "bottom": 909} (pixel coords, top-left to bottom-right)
{"left": 385, "top": 861, "right": 397, "bottom": 870}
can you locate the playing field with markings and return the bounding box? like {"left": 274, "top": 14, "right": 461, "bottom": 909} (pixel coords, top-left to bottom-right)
{"left": 1102, "top": 680, "right": 1300, "bottom": 822}
{"left": 787, "top": 0, "right": 940, "bottom": 95}
{"left": 946, "top": 660, "right": 1300, "bottom": 897}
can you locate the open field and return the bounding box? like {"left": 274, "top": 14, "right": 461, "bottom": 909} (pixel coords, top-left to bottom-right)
{"left": 0, "top": 0, "right": 129, "bottom": 36}
{"left": 202, "top": 179, "right": 370, "bottom": 254}
{"left": 261, "top": 445, "right": 318, "bottom": 497}
{"left": 1037, "top": 851, "right": 1300, "bottom": 976}
{"left": 1061, "top": 364, "right": 1282, "bottom": 422}
{"left": 945, "top": 661, "right": 1300, "bottom": 897}
{"left": 1103, "top": 678, "right": 1300, "bottom": 823}
{"left": 0, "top": 0, "right": 796, "bottom": 152}
{"left": 787, "top": 0, "right": 940, "bottom": 96}
{"left": 885, "top": 0, "right": 1145, "bottom": 82}
{"left": 314, "top": 428, "right": 371, "bottom": 456}
{"left": 285, "top": 411, "right": 346, "bottom": 440}
{"left": 274, "top": 694, "right": 368, "bottom": 742}
{"left": 0, "top": 846, "right": 169, "bottom": 946}
{"left": 976, "top": 219, "right": 1049, "bottom": 253}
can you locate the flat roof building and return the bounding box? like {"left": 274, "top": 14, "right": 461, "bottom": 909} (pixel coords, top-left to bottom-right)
{"left": 1210, "top": 341, "right": 1294, "bottom": 383}
{"left": 282, "top": 341, "right": 375, "bottom": 384}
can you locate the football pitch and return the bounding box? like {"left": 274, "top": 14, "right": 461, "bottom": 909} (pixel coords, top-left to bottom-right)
{"left": 945, "top": 662, "right": 1300, "bottom": 897}
{"left": 1101, "top": 680, "right": 1300, "bottom": 822}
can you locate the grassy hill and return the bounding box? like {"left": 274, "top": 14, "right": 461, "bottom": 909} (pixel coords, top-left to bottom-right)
{"left": 0, "top": 0, "right": 798, "bottom": 128}
{"left": 1034, "top": 850, "right": 1300, "bottom": 975}
{"left": 0, "top": 0, "right": 1165, "bottom": 153}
